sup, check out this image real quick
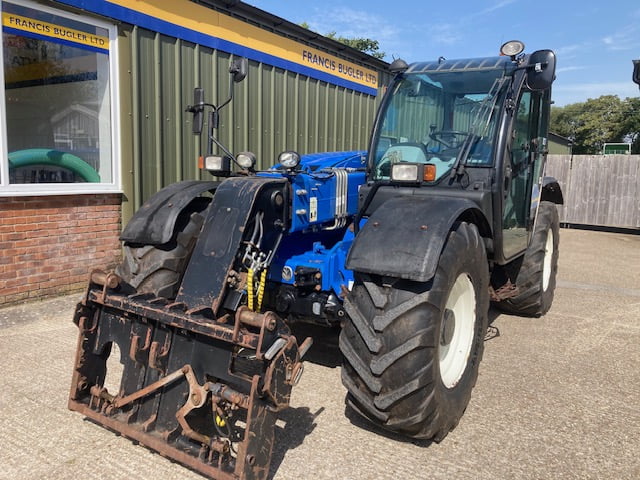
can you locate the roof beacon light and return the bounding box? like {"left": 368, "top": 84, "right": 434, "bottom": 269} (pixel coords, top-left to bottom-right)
{"left": 500, "top": 40, "right": 525, "bottom": 59}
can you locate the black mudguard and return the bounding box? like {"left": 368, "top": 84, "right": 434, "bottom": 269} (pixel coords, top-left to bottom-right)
{"left": 121, "top": 180, "right": 219, "bottom": 245}
{"left": 541, "top": 176, "right": 564, "bottom": 204}
{"left": 176, "top": 176, "right": 289, "bottom": 313}
{"left": 346, "top": 195, "right": 489, "bottom": 282}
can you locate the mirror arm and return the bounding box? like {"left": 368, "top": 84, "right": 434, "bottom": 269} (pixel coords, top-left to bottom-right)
{"left": 512, "top": 61, "right": 549, "bottom": 73}
{"left": 216, "top": 72, "right": 237, "bottom": 113}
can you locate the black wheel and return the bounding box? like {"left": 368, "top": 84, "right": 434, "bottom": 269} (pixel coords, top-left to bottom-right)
{"left": 497, "top": 201, "right": 559, "bottom": 317}
{"left": 340, "top": 222, "right": 489, "bottom": 441}
{"left": 116, "top": 201, "right": 208, "bottom": 299}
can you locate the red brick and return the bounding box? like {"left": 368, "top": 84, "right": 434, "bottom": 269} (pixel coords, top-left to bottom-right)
{"left": 14, "top": 224, "right": 35, "bottom": 233}
{"left": 1, "top": 261, "right": 18, "bottom": 271}
{"left": 1, "top": 284, "right": 31, "bottom": 296}
{"left": 18, "top": 266, "right": 37, "bottom": 276}
{"left": 0, "top": 270, "right": 18, "bottom": 281}
{"left": 28, "top": 273, "right": 50, "bottom": 284}
{"left": 1, "top": 291, "right": 30, "bottom": 305}
{"left": 4, "top": 247, "right": 27, "bottom": 257}
{"left": 4, "top": 208, "right": 39, "bottom": 220}
{"left": 46, "top": 213, "right": 72, "bottom": 222}
{"left": 2, "top": 232, "right": 26, "bottom": 242}
{"left": 0, "top": 199, "right": 26, "bottom": 209}
{"left": 15, "top": 253, "right": 36, "bottom": 263}
{"left": 29, "top": 230, "right": 53, "bottom": 239}
{"left": 13, "top": 238, "right": 41, "bottom": 248}
{"left": 0, "top": 194, "right": 122, "bottom": 306}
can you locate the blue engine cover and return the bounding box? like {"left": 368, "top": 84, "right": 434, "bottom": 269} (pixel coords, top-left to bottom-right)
{"left": 261, "top": 151, "right": 366, "bottom": 297}
{"left": 266, "top": 150, "right": 366, "bottom": 233}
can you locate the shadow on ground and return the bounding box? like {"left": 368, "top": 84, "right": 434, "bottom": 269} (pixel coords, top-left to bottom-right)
{"left": 269, "top": 406, "right": 324, "bottom": 479}
{"left": 290, "top": 323, "right": 343, "bottom": 368}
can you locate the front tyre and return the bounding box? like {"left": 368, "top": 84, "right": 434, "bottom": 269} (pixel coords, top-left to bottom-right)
{"left": 497, "top": 201, "right": 559, "bottom": 317}
{"left": 116, "top": 201, "right": 208, "bottom": 300}
{"left": 340, "top": 222, "right": 489, "bottom": 441}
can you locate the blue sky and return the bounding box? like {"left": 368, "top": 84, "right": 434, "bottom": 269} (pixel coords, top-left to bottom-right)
{"left": 247, "top": 0, "right": 640, "bottom": 106}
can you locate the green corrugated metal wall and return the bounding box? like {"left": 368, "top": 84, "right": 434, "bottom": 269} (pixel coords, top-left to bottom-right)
{"left": 118, "top": 24, "right": 390, "bottom": 221}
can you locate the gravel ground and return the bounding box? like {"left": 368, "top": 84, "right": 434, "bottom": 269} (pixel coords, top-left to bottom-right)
{"left": 0, "top": 227, "right": 638, "bottom": 480}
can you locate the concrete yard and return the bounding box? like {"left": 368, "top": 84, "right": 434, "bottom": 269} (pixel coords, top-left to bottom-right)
{"left": 0, "top": 228, "right": 638, "bottom": 480}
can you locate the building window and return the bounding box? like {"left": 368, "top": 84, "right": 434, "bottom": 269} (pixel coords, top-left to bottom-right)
{"left": 0, "top": 0, "right": 119, "bottom": 194}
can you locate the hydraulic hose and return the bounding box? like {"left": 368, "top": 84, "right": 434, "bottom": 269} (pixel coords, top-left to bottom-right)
{"left": 247, "top": 268, "right": 255, "bottom": 311}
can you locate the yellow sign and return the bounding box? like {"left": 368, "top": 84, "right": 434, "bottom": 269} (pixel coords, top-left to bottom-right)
{"left": 107, "top": 0, "right": 378, "bottom": 93}
{"left": 2, "top": 12, "right": 109, "bottom": 52}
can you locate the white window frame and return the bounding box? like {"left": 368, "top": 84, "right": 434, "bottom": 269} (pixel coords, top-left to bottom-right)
{"left": 0, "top": 0, "right": 121, "bottom": 196}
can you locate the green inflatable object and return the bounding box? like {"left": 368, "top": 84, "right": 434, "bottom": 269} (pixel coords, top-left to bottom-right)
{"left": 8, "top": 148, "right": 101, "bottom": 183}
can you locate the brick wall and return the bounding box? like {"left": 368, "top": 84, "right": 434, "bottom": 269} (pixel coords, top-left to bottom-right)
{"left": 0, "top": 194, "right": 122, "bottom": 306}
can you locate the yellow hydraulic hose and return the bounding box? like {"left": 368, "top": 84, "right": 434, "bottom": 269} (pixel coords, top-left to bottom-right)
{"left": 247, "top": 268, "right": 254, "bottom": 311}
{"left": 257, "top": 269, "right": 267, "bottom": 311}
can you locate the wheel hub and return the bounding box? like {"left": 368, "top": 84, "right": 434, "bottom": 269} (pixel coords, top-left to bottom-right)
{"left": 439, "top": 273, "right": 476, "bottom": 389}
{"left": 441, "top": 308, "right": 456, "bottom": 346}
{"left": 542, "top": 229, "right": 554, "bottom": 292}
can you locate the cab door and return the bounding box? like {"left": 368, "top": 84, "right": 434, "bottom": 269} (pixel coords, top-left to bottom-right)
{"left": 501, "top": 89, "right": 545, "bottom": 259}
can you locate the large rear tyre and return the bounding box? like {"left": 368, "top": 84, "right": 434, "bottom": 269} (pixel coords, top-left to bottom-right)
{"left": 116, "top": 202, "right": 208, "bottom": 299}
{"left": 340, "top": 222, "right": 489, "bottom": 441}
{"left": 497, "top": 201, "right": 559, "bottom": 317}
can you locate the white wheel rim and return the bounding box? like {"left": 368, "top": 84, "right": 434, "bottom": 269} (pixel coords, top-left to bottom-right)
{"left": 542, "top": 230, "right": 554, "bottom": 292}
{"left": 439, "top": 273, "right": 476, "bottom": 389}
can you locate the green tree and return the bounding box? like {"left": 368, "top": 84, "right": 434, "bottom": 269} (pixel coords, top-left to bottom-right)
{"left": 299, "top": 23, "right": 385, "bottom": 60}
{"left": 550, "top": 95, "right": 640, "bottom": 154}
{"left": 325, "top": 31, "right": 386, "bottom": 60}
{"left": 619, "top": 97, "right": 640, "bottom": 153}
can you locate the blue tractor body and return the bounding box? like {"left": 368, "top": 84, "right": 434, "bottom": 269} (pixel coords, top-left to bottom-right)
{"left": 258, "top": 150, "right": 366, "bottom": 324}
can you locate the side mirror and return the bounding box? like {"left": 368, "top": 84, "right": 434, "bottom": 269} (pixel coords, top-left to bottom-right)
{"left": 526, "top": 50, "right": 556, "bottom": 91}
{"left": 633, "top": 60, "right": 640, "bottom": 87}
{"left": 190, "top": 87, "right": 205, "bottom": 135}
{"left": 229, "top": 57, "right": 248, "bottom": 83}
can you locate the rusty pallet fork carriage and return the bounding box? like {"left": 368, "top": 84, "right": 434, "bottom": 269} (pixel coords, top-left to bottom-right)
{"left": 69, "top": 271, "right": 311, "bottom": 480}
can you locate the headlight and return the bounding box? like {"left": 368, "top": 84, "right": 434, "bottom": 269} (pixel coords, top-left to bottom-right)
{"left": 204, "top": 155, "right": 232, "bottom": 176}
{"left": 278, "top": 151, "right": 301, "bottom": 169}
{"left": 391, "top": 163, "right": 420, "bottom": 183}
{"left": 236, "top": 152, "right": 256, "bottom": 169}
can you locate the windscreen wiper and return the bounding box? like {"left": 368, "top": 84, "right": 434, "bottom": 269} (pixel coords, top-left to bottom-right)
{"left": 450, "top": 77, "right": 508, "bottom": 178}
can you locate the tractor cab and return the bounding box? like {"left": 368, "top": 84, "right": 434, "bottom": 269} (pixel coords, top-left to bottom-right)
{"left": 361, "top": 41, "right": 557, "bottom": 264}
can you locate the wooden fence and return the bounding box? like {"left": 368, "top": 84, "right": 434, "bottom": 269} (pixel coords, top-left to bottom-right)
{"left": 545, "top": 154, "right": 640, "bottom": 229}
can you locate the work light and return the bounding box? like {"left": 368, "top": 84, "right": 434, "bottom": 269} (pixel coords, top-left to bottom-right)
{"left": 236, "top": 152, "right": 257, "bottom": 169}
{"left": 500, "top": 40, "right": 525, "bottom": 58}
{"left": 204, "top": 155, "right": 232, "bottom": 176}
{"left": 278, "top": 151, "right": 301, "bottom": 169}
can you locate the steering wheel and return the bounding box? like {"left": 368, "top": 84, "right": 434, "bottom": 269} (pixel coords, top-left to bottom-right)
{"left": 429, "top": 130, "right": 467, "bottom": 149}
{"left": 375, "top": 153, "right": 393, "bottom": 178}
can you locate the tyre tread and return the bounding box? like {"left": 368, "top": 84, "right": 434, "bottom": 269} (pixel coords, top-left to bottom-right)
{"left": 497, "top": 202, "right": 559, "bottom": 317}
{"left": 340, "top": 222, "right": 489, "bottom": 440}
{"left": 116, "top": 211, "right": 205, "bottom": 299}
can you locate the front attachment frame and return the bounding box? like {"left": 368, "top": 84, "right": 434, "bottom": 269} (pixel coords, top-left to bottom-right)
{"left": 69, "top": 276, "right": 307, "bottom": 480}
